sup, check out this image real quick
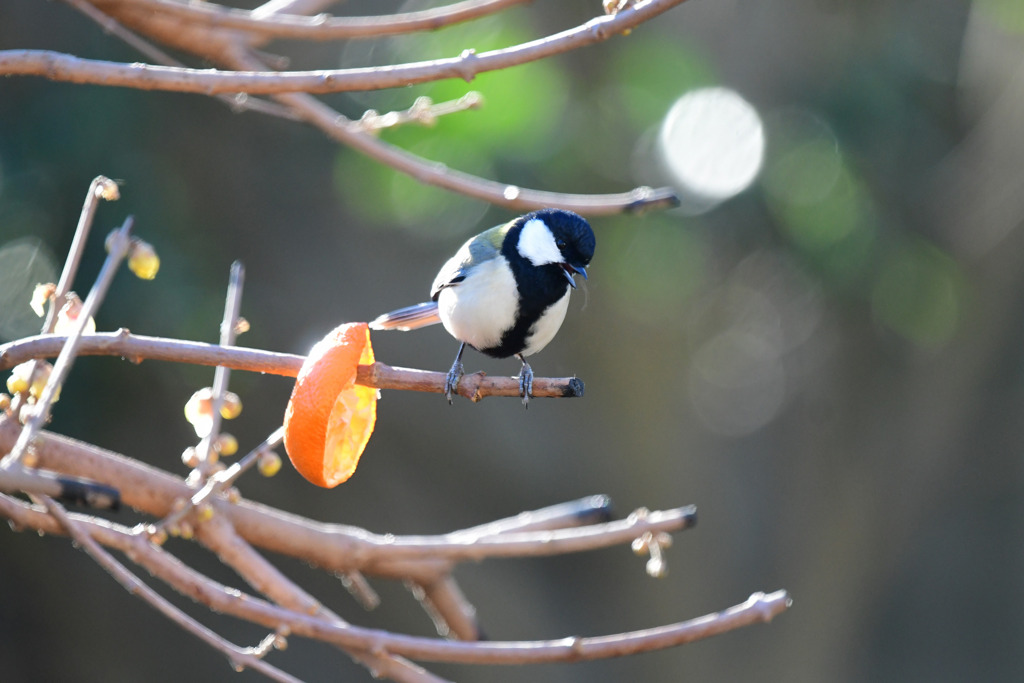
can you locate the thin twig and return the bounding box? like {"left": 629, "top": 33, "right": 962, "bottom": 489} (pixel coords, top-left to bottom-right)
{"left": 196, "top": 261, "right": 245, "bottom": 477}
{"left": 154, "top": 426, "right": 284, "bottom": 535}
{"left": 37, "top": 495, "right": 304, "bottom": 683}
{"left": 0, "top": 0, "right": 691, "bottom": 95}
{"left": 355, "top": 93, "right": 484, "bottom": 133}
{"left": 92, "top": 0, "right": 530, "bottom": 40}
{"left": 269, "top": 84, "right": 676, "bottom": 214}
{"left": 1, "top": 217, "right": 134, "bottom": 470}
{"left": 410, "top": 575, "right": 481, "bottom": 640}
{"left": 43, "top": 175, "right": 120, "bottom": 335}
{"left": 0, "top": 331, "right": 587, "bottom": 400}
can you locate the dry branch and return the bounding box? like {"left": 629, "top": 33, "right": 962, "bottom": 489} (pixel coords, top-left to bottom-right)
{"left": 92, "top": 0, "right": 531, "bottom": 40}
{"left": 49, "top": 1, "right": 681, "bottom": 213}
{"left": 0, "top": 330, "right": 586, "bottom": 400}
{"left": 2, "top": 491, "right": 788, "bottom": 666}
{"left": 37, "top": 495, "right": 304, "bottom": 683}
{"left": 0, "top": 416, "right": 696, "bottom": 578}
{"left": 0, "top": 0, "right": 690, "bottom": 95}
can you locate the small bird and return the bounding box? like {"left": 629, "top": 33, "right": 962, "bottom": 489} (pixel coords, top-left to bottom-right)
{"left": 370, "top": 208, "right": 595, "bottom": 405}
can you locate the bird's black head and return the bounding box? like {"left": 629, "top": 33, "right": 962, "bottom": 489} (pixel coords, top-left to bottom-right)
{"left": 512, "top": 209, "right": 595, "bottom": 287}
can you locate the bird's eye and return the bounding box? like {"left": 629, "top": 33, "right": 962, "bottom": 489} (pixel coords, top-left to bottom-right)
{"left": 556, "top": 239, "right": 567, "bottom": 250}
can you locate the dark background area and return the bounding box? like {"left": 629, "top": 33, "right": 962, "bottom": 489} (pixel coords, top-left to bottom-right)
{"left": 3, "top": 0, "right": 1024, "bottom": 681}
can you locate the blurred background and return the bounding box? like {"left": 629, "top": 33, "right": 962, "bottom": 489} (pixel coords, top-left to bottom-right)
{"left": 3, "top": 0, "right": 1024, "bottom": 681}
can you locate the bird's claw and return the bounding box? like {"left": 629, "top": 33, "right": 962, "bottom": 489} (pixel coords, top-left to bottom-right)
{"left": 517, "top": 360, "right": 534, "bottom": 408}
{"left": 445, "top": 361, "right": 464, "bottom": 404}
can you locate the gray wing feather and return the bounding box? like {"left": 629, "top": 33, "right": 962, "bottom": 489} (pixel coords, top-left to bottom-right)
{"left": 430, "top": 223, "right": 510, "bottom": 299}
{"left": 369, "top": 301, "right": 441, "bottom": 331}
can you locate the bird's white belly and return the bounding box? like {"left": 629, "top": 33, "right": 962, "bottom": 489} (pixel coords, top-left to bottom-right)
{"left": 521, "top": 290, "right": 570, "bottom": 356}
{"left": 437, "top": 257, "right": 519, "bottom": 350}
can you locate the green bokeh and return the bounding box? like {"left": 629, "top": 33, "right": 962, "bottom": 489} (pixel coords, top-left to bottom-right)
{"left": 871, "top": 237, "right": 965, "bottom": 347}
{"left": 609, "top": 37, "right": 717, "bottom": 129}
{"left": 601, "top": 214, "right": 707, "bottom": 327}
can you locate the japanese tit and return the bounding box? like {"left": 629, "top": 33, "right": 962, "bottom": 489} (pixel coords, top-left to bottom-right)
{"left": 369, "top": 208, "right": 595, "bottom": 405}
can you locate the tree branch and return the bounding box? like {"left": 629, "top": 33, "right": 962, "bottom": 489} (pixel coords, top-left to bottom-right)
{"left": 3, "top": 492, "right": 789, "bottom": 666}
{"left": 92, "top": 0, "right": 531, "bottom": 41}
{"left": 0, "top": 330, "right": 586, "bottom": 400}
{"left": 0, "top": 0, "right": 690, "bottom": 95}
{"left": 0, "top": 415, "right": 694, "bottom": 578}
{"left": 37, "top": 495, "right": 304, "bottom": 683}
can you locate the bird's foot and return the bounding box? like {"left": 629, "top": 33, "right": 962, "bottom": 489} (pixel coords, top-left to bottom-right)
{"left": 444, "top": 361, "right": 464, "bottom": 404}
{"left": 517, "top": 357, "right": 533, "bottom": 408}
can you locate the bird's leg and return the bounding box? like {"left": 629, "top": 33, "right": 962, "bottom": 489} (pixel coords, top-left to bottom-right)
{"left": 515, "top": 353, "right": 533, "bottom": 408}
{"left": 444, "top": 342, "right": 466, "bottom": 404}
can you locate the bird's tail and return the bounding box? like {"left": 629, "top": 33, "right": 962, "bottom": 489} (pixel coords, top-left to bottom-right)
{"left": 369, "top": 301, "right": 442, "bottom": 331}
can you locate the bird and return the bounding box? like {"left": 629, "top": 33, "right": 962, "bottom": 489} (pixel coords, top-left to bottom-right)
{"left": 369, "top": 208, "right": 595, "bottom": 406}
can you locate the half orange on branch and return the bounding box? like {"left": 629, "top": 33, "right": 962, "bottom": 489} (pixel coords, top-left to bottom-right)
{"left": 283, "top": 322, "right": 377, "bottom": 488}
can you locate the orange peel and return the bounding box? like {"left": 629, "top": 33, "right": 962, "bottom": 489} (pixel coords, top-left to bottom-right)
{"left": 282, "top": 322, "right": 377, "bottom": 488}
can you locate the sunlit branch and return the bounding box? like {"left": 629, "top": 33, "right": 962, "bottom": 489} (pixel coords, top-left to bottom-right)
{"left": 1, "top": 491, "right": 788, "bottom": 667}
{"left": 0, "top": 331, "right": 586, "bottom": 400}
{"left": 92, "top": 0, "right": 531, "bottom": 41}
{"left": 0, "top": 415, "right": 692, "bottom": 576}
{"left": 0, "top": 0, "right": 690, "bottom": 95}
{"left": 38, "top": 495, "right": 304, "bottom": 683}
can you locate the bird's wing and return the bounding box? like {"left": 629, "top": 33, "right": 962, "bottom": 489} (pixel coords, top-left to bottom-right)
{"left": 430, "top": 222, "right": 512, "bottom": 299}
{"left": 369, "top": 301, "right": 441, "bottom": 331}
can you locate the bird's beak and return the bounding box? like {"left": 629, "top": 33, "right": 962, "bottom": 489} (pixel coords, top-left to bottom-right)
{"left": 561, "top": 264, "right": 587, "bottom": 288}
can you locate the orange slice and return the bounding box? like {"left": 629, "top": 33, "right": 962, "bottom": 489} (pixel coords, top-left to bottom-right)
{"left": 283, "top": 323, "right": 377, "bottom": 487}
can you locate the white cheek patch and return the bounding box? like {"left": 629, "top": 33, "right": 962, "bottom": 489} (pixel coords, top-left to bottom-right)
{"left": 517, "top": 218, "right": 563, "bottom": 266}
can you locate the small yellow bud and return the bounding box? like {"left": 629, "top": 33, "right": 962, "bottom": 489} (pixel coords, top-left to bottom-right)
{"left": 178, "top": 523, "right": 194, "bottom": 540}
{"left": 96, "top": 176, "right": 120, "bottom": 201}
{"left": 219, "top": 392, "right": 242, "bottom": 420}
{"left": 22, "top": 449, "right": 39, "bottom": 469}
{"left": 258, "top": 450, "right": 282, "bottom": 477}
{"left": 149, "top": 529, "right": 168, "bottom": 546}
{"left": 181, "top": 447, "right": 200, "bottom": 468}
{"left": 196, "top": 503, "right": 215, "bottom": 522}
{"left": 128, "top": 239, "right": 160, "bottom": 280}
{"left": 31, "top": 283, "right": 56, "bottom": 318}
{"left": 646, "top": 557, "right": 667, "bottom": 578}
{"left": 6, "top": 374, "right": 28, "bottom": 395}
{"left": 7, "top": 361, "right": 56, "bottom": 401}
{"left": 214, "top": 433, "right": 238, "bottom": 457}
{"left": 226, "top": 487, "right": 242, "bottom": 504}
{"left": 0, "top": 393, "right": 11, "bottom": 411}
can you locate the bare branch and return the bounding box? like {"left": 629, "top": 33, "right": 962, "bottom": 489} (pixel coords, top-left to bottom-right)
{"left": 37, "top": 495, "right": 304, "bottom": 683}
{"left": 3, "top": 492, "right": 787, "bottom": 667}
{"left": 93, "top": 0, "right": 531, "bottom": 41}
{"left": 194, "top": 261, "right": 245, "bottom": 478}
{"left": 44, "top": 175, "right": 120, "bottom": 335}
{"left": 1, "top": 217, "right": 135, "bottom": 469}
{"left": 0, "top": 331, "right": 586, "bottom": 400}
{"left": 0, "top": 415, "right": 694, "bottom": 577}
{"left": 50, "top": 1, "right": 680, "bottom": 213}
{"left": 0, "top": 0, "right": 691, "bottom": 95}
{"left": 273, "top": 85, "right": 677, "bottom": 214}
